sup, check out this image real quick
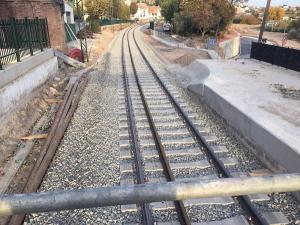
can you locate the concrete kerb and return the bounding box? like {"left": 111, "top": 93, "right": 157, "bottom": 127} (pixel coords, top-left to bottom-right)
{"left": 0, "top": 49, "right": 55, "bottom": 89}
{"left": 150, "top": 30, "right": 221, "bottom": 60}
{"left": 0, "top": 57, "right": 58, "bottom": 120}
{"left": 183, "top": 60, "right": 300, "bottom": 176}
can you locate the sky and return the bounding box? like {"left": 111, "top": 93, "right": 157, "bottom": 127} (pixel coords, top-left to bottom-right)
{"left": 247, "top": 0, "right": 300, "bottom": 7}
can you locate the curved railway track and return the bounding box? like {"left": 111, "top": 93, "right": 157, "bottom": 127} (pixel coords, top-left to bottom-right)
{"left": 119, "top": 26, "right": 291, "bottom": 225}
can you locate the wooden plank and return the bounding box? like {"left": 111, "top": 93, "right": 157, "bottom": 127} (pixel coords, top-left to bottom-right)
{"left": 54, "top": 50, "right": 86, "bottom": 68}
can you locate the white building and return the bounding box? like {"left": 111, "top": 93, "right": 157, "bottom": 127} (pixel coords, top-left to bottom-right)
{"left": 125, "top": 0, "right": 132, "bottom": 6}
{"left": 132, "top": 3, "right": 149, "bottom": 20}
{"left": 64, "top": 1, "right": 75, "bottom": 24}
{"left": 149, "top": 5, "right": 161, "bottom": 19}
{"left": 132, "top": 3, "right": 161, "bottom": 20}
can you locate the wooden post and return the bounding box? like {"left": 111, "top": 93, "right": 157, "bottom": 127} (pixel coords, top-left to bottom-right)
{"left": 258, "top": 0, "right": 272, "bottom": 42}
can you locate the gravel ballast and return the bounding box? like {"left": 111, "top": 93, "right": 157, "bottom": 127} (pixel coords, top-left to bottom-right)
{"left": 26, "top": 30, "right": 140, "bottom": 224}
{"left": 23, "top": 27, "right": 299, "bottom": 224}
{"left": 136, "top": 28, "right": 300, "bottom": 224}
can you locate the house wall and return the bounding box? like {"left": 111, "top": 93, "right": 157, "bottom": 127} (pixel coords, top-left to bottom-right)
{"left": 132, "top": 5, "right": 161, "bottom": 20}
{"left": 64, "top": 2, "right": 75, "bottom": 24}
{"left": 0, "top": 0, "right": 66, "bottom": 51}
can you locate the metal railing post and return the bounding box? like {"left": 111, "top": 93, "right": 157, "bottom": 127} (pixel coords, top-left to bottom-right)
{"left": 84, "top": 37, "right": 89, "bottom": 62}
{"left": 11, "top": 17, "right": 21, "bottom": 62}
{"left": 24, "top": 17, "right": 33, "bottom": 56}
{"left": 286, "top": 47, "right": 290, "bottom": 69}
{"left": 36, "top": 17, "right": 43, "bottom": 52}
{"left": 45, "top": 18, "right": 51, "bottom": 48}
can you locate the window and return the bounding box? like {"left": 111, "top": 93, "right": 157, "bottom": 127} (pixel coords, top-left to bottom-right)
{"left": 66, "top": 11, "right": 71, "bottom": 24}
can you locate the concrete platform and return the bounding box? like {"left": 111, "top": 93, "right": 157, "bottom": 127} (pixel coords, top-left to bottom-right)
{"left": 0, "top": 49, "right": 58, "bottom": 121}
{"left": 185, "top": 59, "right": 300, "bottom": 173}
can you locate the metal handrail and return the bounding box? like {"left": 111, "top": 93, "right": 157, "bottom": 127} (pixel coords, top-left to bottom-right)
{"left": 0, "top": 174, "right": 299, "bottom": 216}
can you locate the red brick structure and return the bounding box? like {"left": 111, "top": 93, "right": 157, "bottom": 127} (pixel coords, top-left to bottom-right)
{"left": 0, "top": 0, "right": 67, "bottom": 51}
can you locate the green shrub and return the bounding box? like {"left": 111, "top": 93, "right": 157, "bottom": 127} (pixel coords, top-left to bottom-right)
{"left": 240, "top": 15, "right": 260, "bottom": 25}
{"left": 288, "top": 19, "right": 300, "bottom": 30}
{"left": 172, "top": 13, "right": 193, "bottom": 36}
{"left": 90, "top": 18, "right": 101, "bottom": 33}
{"left": 288, "top": 28, "right": 300, "bottom": 40}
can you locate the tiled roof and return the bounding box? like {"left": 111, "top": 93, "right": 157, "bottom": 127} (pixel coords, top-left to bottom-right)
{"left": 149, "top": 6, "right": 160, "bottom": 14}
{"left": 137, "top": 3, "right": 148, "bottom": 9}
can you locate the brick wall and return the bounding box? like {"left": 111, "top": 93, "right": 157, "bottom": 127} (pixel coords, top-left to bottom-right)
{"left": 0, "top": 0, "right": 67, "bottom": 51}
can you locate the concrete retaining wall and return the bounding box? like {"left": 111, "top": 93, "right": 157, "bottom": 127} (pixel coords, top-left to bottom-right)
{"left": 191, "top": 85, "right": 300, "bottom": 174}
{"left": 0, "top": 50, "right": 58, "bottom": 121}
{"left": 219, "top": 34, "right": 241, "bottom": 59}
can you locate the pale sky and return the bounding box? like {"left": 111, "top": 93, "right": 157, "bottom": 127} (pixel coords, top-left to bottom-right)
{"left": 247, "top": 0, "right": 299, "bottom": 7}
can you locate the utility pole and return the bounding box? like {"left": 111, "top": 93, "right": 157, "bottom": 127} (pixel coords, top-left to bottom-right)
{"left": 258, "top": 0, "right": 272, "bottom": 42}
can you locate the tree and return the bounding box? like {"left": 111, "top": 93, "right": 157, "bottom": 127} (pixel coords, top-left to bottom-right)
{"left": 181, "top": 0, "right": 235, "bottom": 38}
{"left": 212, "top": 0, "right": 236, "bottom": 37}
{"left": 130, "top": 2, "right": 138, "bottom": 15}
{"left": 119, "top": 1, "right": 131, "bottom": 19}
{"left": 268, "top": 7, "right": 285, "bottom": 21}
{"left": 182, "top": 0, "right": 214, "bottom": 37}
{"left": 240, "top": 15, "right": 260, "bottom": 25}
{"left": 230, "top": 0, "right": 248, "bottom": 5}
{"left": 85, "top": 0, "right": 110, "bottom": 18}
{"left": 161, "top": 0, "right": 179, "bottom": 22}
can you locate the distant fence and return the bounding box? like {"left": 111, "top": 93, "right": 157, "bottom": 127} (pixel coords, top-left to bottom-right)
{"left": 250, "top": 42, "right": 300, "bottom": 72}
{"left": 0, "top": 17, "right": 50, "bottom": 70}
{"left": 100, "top": 18, "right": 133, "bottom": 26}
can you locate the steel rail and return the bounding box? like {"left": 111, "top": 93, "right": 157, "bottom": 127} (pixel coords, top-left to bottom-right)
{"left": 131, "top": 27, "right": 269, "bottom": 225}
{"left": 121, "top": 27, "right": 153, "bottom": 225}
{"left": 127, "top": 28, "right": 191, "bottom": 225}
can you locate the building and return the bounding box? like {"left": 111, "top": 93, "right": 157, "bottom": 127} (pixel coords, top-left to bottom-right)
{"left": 132, "top": 3, "right": 149, "bottom": 20}
{"left": 132, "top": 3, "right": 161, "bottom": 20}
{"left": 0, "top": 0, "right": 66, "bottom": 51}
{"left": 125, "top": 0, "right": 133, "bottom": 6}
{"left": 64, "top": 1, "right": 75, "bottom": 24}
{"left": 149, "top": 6, "right": 161, "bottom": 19}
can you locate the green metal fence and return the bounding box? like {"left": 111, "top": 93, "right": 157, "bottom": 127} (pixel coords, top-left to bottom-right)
{"left": 65, "top": 23, "right": 76, "bottom": 43}
{"left": 0, "top": 17, "right": 51, "bottom": 70}
{"left": 99, "top": 18, "right": 133, "bottom": 26}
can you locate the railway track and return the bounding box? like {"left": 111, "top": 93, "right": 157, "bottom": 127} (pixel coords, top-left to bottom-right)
{"left": 118, "top": 26, "right": 292, "bottom": 225}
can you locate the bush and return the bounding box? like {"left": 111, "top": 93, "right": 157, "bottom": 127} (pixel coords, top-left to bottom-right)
{"left": 172, "top": 13, "right": 193, "bottom": 36}
{"left": 240, "top": 15, "right": 260, "bottom": 25}
{"left": 90, "top": 19, "right": 101, "bottom": 33}
{"left": 288, "top": 19, "right": 300, "bottom": 30}
{"left": 233, "top": 18, "right": 241, "bottom": 24}
{"left": 288, "top": 28, "right": 300, "bottom": 40}
{"left": 288, "top": 19, "right": 300, "bottom": 41}
{"left": 265, "top": 20, "right": 290, "bottom": 33}
{"left": 86, "top": 16, "right": 101, "bottom": 33}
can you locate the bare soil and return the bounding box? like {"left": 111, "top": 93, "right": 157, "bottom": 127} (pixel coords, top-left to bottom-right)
{"left": 68, "top": 24, "right": 131, "bottom": 66}
{"left": 231, "top": 24, "right": 300, "bottom": 49}
{"left": 0, "top": 69, "right": 73, "bottom": 169}
{"left": 144, "top": 32, "right": 210, "bottom": 66}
